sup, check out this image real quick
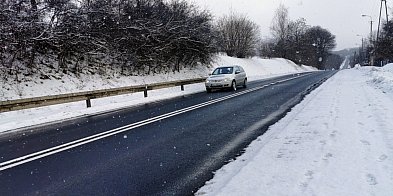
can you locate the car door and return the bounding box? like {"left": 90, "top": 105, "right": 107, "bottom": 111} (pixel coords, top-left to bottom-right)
{"left": 236, "top": 66, "right": 246, "bottom": 84}
{"left": 234, "top": 66, "right": 242, "bottom": 84}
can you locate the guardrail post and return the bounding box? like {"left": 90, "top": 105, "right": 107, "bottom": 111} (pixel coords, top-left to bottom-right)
{"left": 86, "top": 98, "right": 92, "bottom": 108}
{"left": 181, "top": 84, "right": 184, "bottom": 91}
{"left": 144, "top": 86, "right": 148, "bottom": 97}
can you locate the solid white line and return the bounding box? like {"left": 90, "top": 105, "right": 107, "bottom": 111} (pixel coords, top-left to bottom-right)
{"left": 0, "top": 73, "right": 311, "bottom": 171}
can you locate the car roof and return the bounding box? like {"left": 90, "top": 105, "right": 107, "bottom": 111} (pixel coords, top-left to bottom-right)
{"left": 216, "top": 65, "right": 239, "bottom": 68}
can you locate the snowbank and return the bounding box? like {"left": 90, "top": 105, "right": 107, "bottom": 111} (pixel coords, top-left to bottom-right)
{"left": 0, "top": 55, "right": 315, "bottom": 133}
{"left": 361, "top": 65, "right": 393, "bottom": 93}
{"left": 382, "top": 63, "right": 393, "bottom": 72}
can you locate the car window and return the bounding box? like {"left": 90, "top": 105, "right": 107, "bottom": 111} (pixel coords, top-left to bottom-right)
{"left": 212, "top": 67, "right": 233, "bottom": 75}
{"left": 239, "top": 67, "right": 245, "bottom": 72}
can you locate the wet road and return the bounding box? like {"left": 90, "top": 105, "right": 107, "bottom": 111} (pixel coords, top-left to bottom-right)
{"left": 0, "top": 71, "right": 336, "bottom": 195}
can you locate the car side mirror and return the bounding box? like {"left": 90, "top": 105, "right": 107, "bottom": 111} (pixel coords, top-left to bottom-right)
{"left": 208, "top": 73, "right": 212, "bottom": 76}
{"left": 235, "top": 70, "right": 241, "bottom": 74}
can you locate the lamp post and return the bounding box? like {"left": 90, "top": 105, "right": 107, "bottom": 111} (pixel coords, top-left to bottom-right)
{"left": 356, "top": 35, "right": 364, "bottom": 50}
{"left": 362, "top": 14, "right": 374, "bottom": 66}
{"left": 362, "top": 15, "right": 373, "bottom": 42}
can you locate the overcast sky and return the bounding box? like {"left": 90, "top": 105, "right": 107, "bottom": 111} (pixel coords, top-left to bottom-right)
{"left": 188, "top": 0, "right": 392, "bottom": 50}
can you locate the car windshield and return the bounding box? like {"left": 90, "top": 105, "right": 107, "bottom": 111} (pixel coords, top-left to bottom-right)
{"left": 212, "top": 67, "right": 233, "bottom": 75}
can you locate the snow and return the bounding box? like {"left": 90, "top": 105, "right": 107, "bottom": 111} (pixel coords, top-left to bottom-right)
{"left": 0, "top": 55, "right": 315, "bottom": 133}
{"left": 364, "top": 65, "right": 393, "bottom": 93}
{"left": 2, "top": 53, "right": 393, "bottom": 195}
{"left": 339, "top": 56, "right": 350, "bottom": 69}
{"left": 0, "top": 55, "right": 314, "bottom": 101}
{"left": 213, "top": 55, "right": 315, "bottom": 81}
{"left": 196, "top": 67, "right": 393, "bottom": 195}
{"left": 0, "top": 65, "right": 210, "bottom": 101}
{"left": 382, "top": 63, "right": 393, "bottom": 72}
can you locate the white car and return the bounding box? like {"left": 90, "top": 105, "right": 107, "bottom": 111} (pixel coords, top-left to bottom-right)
{"left": 205, "top": 65, "right": 247, "bottom": 93}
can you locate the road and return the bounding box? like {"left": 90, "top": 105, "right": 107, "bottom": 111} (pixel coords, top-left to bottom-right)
{"left": 340, "top": 56, "right": 351, "bottom": 69}
{"left": 0, "top": 71, "right": 336, "bottom": 195}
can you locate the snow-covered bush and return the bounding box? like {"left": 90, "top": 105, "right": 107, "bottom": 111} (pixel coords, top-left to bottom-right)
{"left": 0, "top": 0, "right": 217, "bottom": 78}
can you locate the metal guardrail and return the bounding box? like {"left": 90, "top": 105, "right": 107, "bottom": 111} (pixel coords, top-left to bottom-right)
{"left": 0, "top": 77, "right": 207, "bottom": 113}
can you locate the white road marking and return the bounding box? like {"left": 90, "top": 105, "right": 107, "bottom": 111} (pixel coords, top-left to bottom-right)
{"left": 0, "top": 73, "right": 311, "bottom": 171}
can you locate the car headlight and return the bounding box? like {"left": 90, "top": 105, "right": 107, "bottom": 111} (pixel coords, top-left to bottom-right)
{"left": 224, "top": 78, "right": 230, "bottom": 82}
{"left": 206, "top": 79, "right": 210, "bottom": 83}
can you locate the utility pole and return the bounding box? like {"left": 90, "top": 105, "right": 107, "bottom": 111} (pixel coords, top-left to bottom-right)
{"left": 360, "top": 38, "right": 364, "bottom": 65}
{"left": 356, "top": 35, "right": 364, "bottom": 65}
{"left": 361, "top": 15, "right": 375, "bottom": 65}
{"left": 375, "top": 0, "right": 389, "bottom": 67}
{"left": 377, "top": 0, "right": 389, "bottom": 42}
{"left": 370, "top": 20, "right": 374, "bottom": 41}
{"left": 362, "top": 15, "right": 374, "bottom": 42}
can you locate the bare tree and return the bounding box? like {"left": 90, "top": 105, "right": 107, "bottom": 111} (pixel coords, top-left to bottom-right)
{"left": 286, "top": 18, "right": 309, "bottom": 64}
{"left": 258, "top": 38, "right": 276, "bottom": 58}
{"left": 268, "top": 5, "right": 338, "bottom": 69}
{"left": 0, "top": 0, "right": 47, "bottom": 78}
{"left": 216, "top": 13, "right": 260, "bottom": 58}
{"left": 1, "top": 0, "right": 217, "bottom": 77}
{"left": 270, "top": 4, "right": 289, "bottom": 58}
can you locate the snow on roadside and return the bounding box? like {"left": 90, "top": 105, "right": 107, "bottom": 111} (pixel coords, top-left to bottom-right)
{"left": 196, "top": 68, "right": 393, "bottom": 196}
{"left": 0, "top": 65, "right": 209, "bottom": 101}
{"left": 0, "top": 84, "right": 206, "bottom": 133}
{"left": 363, "top": 63, "right": 393, "bottom": 93}
{"left": 212, "top": 55, "right": 314, "bottom": 82}
{"left": 0, "top": 55, "right": 315, "bottom": 133}
{"left": 0, "top": 55, "right": 315, "bottom": 101}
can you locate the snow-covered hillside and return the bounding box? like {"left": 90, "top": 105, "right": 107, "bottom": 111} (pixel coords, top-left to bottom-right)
{"left": 212, "top": 55, "right": 315, "bottom": 81}
{"left": 0, "top": 55, "right": 315, "bottom": 101}
{"left": 0, "top": 55, "right": 315, "bottom": 132}
{"left": 196, "top": 65, "right": 393, "bottom": 196}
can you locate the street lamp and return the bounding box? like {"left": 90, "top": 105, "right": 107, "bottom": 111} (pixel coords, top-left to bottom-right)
{"left": 362, "top": 14, "right": 374, "bottom": 66}
{"left": 361, "top": 15, "right": 373, "bottom": 43}
{"left": 356, "top": 34, "right": 364, "bottom": 49}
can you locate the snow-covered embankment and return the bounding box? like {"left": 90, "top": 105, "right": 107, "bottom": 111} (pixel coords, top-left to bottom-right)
{"left": 0, "top": 55, "right": 315, "bottom": 133}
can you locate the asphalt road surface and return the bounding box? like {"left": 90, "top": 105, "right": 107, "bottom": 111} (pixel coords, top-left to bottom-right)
{"left": 0, "top": 71, "right": 336, "bottom": 195}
